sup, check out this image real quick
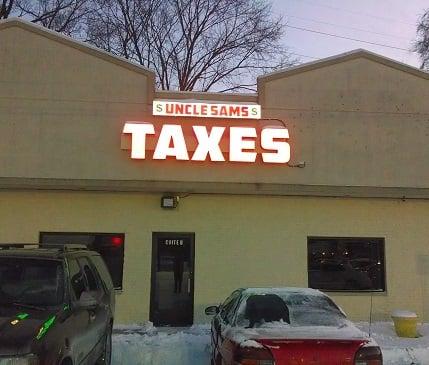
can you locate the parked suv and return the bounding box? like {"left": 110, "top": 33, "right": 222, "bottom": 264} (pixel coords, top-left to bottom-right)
{"left": 0, "top": 243, "right": 115, "bottom": 365}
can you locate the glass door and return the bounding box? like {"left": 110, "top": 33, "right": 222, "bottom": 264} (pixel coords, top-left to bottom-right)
{"left": 150, "top": 232, "right": 195, "bottom": 326}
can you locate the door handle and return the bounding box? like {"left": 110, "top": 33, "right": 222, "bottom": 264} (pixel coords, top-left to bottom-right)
{"left": 187, "top": 277, "right": 191, "bottom": 294}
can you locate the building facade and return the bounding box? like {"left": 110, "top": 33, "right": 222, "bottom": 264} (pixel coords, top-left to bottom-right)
{"left": 1, "top": 18, "right": 429, "bottom": 325}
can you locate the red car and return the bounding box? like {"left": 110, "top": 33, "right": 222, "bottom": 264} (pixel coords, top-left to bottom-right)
{"left": 205, "top": 287, "right": 382, "bottom": 365}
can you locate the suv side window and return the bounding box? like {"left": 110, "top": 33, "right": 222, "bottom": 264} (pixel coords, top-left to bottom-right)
{"left": 78, "top": 257, "right": 101, "bottom": 293}
{"left": 67, "top": 258, "right": 86, "bottom": 300}
{"left": 90, "top": 255, "right": 114, "bottom": 292}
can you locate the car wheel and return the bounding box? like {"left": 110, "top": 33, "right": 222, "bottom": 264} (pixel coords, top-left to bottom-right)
{"left": 97, "top": 326, "right": 112, "bottom": 365}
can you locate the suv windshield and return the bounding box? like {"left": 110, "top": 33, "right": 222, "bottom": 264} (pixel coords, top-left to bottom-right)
{"left": 0, "top": 258, "right": 64, "bottom": 307}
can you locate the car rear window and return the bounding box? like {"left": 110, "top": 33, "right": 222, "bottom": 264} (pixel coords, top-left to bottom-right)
{"left": 0, "top": 258, "right": 64, "bottom": 306}
{"left": 235, "top": 291, "right": 347, "bottom": 328}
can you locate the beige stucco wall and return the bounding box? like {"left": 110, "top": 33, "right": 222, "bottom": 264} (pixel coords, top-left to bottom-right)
{"left": 1, "top": 190, "right": 428, "bottom": 324}
{"left": 259, "top": 57, "right": 429, "bottom": 189}
{"left": 0, "top": 24, "right": 153, "bottom": 181}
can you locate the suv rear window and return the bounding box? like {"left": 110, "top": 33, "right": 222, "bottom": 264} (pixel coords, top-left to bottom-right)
{"left": 0, "top": 258, "right": 64, "bottom": 306}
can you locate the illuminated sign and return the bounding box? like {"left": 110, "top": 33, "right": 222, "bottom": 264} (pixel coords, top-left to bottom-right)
{"left": 153, "top": 100, "right": 261, "bottom": 119}
{"left": 122, "top": 123, "right": 290, "bottom": 164}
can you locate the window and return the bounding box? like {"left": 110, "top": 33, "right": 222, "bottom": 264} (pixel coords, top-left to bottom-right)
{"left": 40, "top": 232, "right": 124, "bottom": 290}
{"left": 90, "top": 254, "right": 114, "bottom": 292}
{"left": 308, "top": 237, "right": 385, "bottom": 292}
{"left": 68, "top": 258, "right": 86, "bottom": 300}
{"left": 78, "top": 257, "right": 100, "bottom": 292}
{"left": 0, "top": 258, "right": 64, "bottom": 306}
{"left": 220, "top": 290, "right": 242, "bottom": 324}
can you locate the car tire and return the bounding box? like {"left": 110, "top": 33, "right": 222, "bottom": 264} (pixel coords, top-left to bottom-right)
{"left": 97, "top": 326, "right": 112, "bottom": 365}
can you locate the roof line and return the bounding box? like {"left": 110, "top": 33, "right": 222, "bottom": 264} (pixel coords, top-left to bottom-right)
{"left": 0, "top": 17, "right": 156, "bottom": 82}
{"left": 155, "top": 89, "right": 258, "bottom": 102}
{"left": 258, "top": 49, "right": 429, "bottom": 83}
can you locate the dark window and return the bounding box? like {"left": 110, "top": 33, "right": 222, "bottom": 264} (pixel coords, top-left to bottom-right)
{"left": 91, "top": 255, "right": 114, "bottom": 292}
{"left": 308, "top": 237, "right": 385, "bottom": 292}
{"left": 0, "top": 258, "right": 64, "bottom": 306}
{"left": 78, "top": 258, "right": 100, "bottom": 292}
{"left": 68, "top": 258, "right": 86, "bottom": 300}
{"left": 40, "top": 232, "right": 124, "bottom": 290}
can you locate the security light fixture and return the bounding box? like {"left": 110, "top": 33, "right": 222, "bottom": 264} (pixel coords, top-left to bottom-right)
{"left": 161, "top": 195, "right": 179, "bottom": 209}
{"left": 288, "top": 161, "right": 306, "bottom": 168}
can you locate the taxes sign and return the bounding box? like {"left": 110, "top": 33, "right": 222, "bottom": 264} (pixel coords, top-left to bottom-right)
{"left": 121, "top": 100, "right": 290, "bottom": 164}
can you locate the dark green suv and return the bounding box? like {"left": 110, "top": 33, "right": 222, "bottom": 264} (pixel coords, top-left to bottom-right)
{"left": 0, "top": 244, "right": 115, "bottom": 365}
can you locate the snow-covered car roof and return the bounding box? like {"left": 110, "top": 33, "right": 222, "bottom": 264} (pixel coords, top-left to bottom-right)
{"left": 241, "top": 287, "right": 325, "bottom": 296}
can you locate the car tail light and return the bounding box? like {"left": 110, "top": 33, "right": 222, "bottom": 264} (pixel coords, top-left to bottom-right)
{"left": 234, "top": 345, "right": 275, "bottom": 365}
{"left": 354, "top": 345, "right": 383, "bottom": 365}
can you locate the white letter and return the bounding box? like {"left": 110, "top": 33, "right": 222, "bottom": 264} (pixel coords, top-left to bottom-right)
{"left": 123, "top": 122, "right": 155, "bottom": 159}
{"left": 153, "top": 125, "right": 189, "bottom": 160}
{"left": 191, "top": 126, "right": 225, "bottom": 161}
{"left": 229, "top": 127, "right": 257, "bottom": 162}
{"left": 261, "top": 127, "right": 290, "bottom": 163}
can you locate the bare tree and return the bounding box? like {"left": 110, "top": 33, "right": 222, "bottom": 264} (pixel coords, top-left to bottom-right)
{"left": 3, "top": 0, "right": 292, "bottom": 91}
{"left": 1, "top": 0, "right": 15, "bottom": 18}
{"left": 415, "top": 9, "right": 429, "bottom": 70}
{"left": 86, "top": 0, "right": 292, "bottom": 91}
{"left": 9, "top": 0, "right": 92, "bottom": 36}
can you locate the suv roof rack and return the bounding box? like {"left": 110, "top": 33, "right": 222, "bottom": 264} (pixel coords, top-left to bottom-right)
{"left": 43, "top": 244, "right": 88, "bottom": 252}
{"left": 0, "top": 243, "right": 37, "bottom": 250}
{"left": 0, "top": 243, "right": 88, "bottom": 252}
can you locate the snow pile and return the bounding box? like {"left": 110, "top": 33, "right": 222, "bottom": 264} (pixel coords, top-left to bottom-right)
{"left": 112, "top": 324, "right": 211, "bottom": 365}
{"left": 113, "top": 322, "right": 429, "bottom": 365}
{"left": 356, "top": 322, "right": 429, "bottom": 365}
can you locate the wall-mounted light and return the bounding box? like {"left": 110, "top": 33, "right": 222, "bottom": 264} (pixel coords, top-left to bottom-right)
{"left": 288, "top": 161, "right": 306, "bottom": 168}
{"left": 161, "top": 195, "right": 179, "bottom": 209}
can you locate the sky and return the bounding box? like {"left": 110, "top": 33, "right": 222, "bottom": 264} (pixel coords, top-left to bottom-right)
{"left": 271, "top": 0, "right": 428, "bottom": 68}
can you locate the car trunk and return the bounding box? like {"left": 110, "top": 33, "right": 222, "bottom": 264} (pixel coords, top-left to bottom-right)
{"left": 258, "top": 338, "right": 366, "bottom": 365}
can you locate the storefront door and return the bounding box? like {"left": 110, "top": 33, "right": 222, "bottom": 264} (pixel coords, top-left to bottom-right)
{"left": 150, "top": 232, "right": 195, "bottom": 326}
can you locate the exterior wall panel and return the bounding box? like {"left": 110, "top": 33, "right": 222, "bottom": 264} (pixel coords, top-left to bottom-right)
{"left": 0, "top": 191, "right": 428, "bottom": 323}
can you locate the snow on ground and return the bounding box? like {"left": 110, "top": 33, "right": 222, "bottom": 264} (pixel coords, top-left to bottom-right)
{"left": 357, "top": 322, "right": 429, "bottom": 365}
{"left": 112, "top": 323, "right": 211, "bottom": 365}
{"left": 113, "top": 322, "right": 429, "bottom": 365}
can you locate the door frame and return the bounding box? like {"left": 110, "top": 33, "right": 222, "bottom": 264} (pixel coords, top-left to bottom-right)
{"left": 149, "top": 232, "right": 195, "bottom": 326}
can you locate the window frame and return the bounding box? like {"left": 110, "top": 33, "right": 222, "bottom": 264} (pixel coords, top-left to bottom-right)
{"left": 307, "top": 236, "right": 386, "bottom": 293}
{"left": 220, "top": 289, "right": 243, "bottom": 325}
{"left": 39, "top": 231, "right": 125, "bottom": 290}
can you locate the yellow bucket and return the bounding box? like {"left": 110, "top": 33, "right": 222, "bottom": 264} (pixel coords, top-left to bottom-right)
{"left": 391, "top": 310, "right": 419, "bottom": 338}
